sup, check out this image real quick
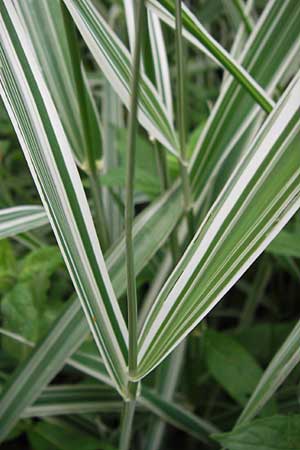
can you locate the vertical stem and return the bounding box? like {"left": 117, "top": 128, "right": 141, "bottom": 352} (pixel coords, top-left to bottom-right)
{"left": 175, "top": 0, "right": 194, "bottom": 241}
{"left": 125, "top": 0, "right": 145, "bottom": 382}
{"left": 120, "top": 1, "right": 145, "bottom": 448}
{"left": 154, "top": 140, "right": 180, "bottom": 263}
{"left": 119, "top": 400, "right": 136, "bottom": 450}
{"left": 61, "top": 4, "right": 109, "bottom": 251}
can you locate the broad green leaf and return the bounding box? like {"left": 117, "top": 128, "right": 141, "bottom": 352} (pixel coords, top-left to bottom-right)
{"left": 1, "top": 283, "right": 39, "bottom": 360}
{"left": 0, "top": 206, "right": 48, "bottom": 239}
{"left": 0, "top": 239, "right": 15, "bottom": 270}
{"left": 147, "top": 0, "right": 274, "bottom": 113}
{"left": 19, "top": 246, "right": 63, "bottom": 281}
{"left": 266, "top": 229, "right": 300, "bottom": 258}
{"left": 0, "top": 239, "right": 16, "bottom": 291}
{"left": 238, "top": 318, "right": 300, "bottom": 425}
{"left": 189, "top": 0, "right": 300, "bottom": 203}
{"left": 231, "top": 321, "right": 295, "bottom": 366}
{"left": 214, "top": 414, "right": 300, "bottom": 450}
{"left": 137, "top": 73, "right": 300, "bottom": 379}
{"left": 0, "top": 0, "right": 128, "bottom": 395}
{"left": 204, "top": 329, "right": 275, "bottom": 412}
{"left": 101, "top": 167, "right": 160, "bottom": 199}
{"left": 62, "top": 0, "right": 179, "bottom": 156}
{"left": 28, "top": 421, "right": 104, "bottom": 450}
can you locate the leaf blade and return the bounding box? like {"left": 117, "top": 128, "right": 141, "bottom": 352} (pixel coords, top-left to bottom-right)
{"left": 137, "top": 74, "right": 300, "bottom": 379}
{"left": 0, "top": 206, "right": 48, "bottom": 238}
{"left": 63, "top": 0, "right": 179, "bottom": 156}
{"left": 0, "top": 0, "right": 128, "bottom": 394}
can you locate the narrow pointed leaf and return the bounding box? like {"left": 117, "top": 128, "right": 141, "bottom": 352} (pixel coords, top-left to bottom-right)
{"left": 14, "top": 0, "right": 86, "bottom": 164}
{"left": 147, "top": 0, "right": 274, "bottom": 113}
{"left": 189, "top": 0, "right": 300, "bottom": 203}
{"left": 0, "top": 184, "right": 183, "bottom": 439}
{"left": 138, "top": 74, "right": 300, "bottom": 379}
{"left": 147, "top": 10, "right": 173, "bottom": 121}
{"left": 63, "top": 0, "right": 179, "bottom": 156}
{"left": 0, "top": 206, "right": 48, "bottom": 238}
{"left": 22, "top": 385, "right": 122, "bottom": 418}
{"left": 0, "top": 0, "right": 128, "bottom": 395}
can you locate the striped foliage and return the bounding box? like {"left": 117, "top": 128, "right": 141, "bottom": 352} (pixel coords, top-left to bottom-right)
{"left": 0, "top": 206, "right": 48, "bottom": 238}
{"left": 0, "top": 0, "right": 128, "bottom": 395}
{"left": 137, "top": 74, "right": 300, "bottom": 378}
{"left": 62, "top": 0, "right": 179, "bottom": 156}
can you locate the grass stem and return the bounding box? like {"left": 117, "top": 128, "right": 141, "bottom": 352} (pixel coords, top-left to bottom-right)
{"left": 154, "top": 140, "right": 180, "bottom": 263}
{"left": 125, "top": 0, "right": 145, "bottom": 382}
{"left": 119, "top": 400, "right": 136, "bottom": 450}
{"left": 175, "top": 0, "right": 194, "bottom": 241}
{"left": 121, "top": 0, "right": 146, "bottom": 444}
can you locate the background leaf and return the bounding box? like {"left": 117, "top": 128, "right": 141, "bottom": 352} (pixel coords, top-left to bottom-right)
{"left": 214, "top": 414, "right": 300, "bottom": 450}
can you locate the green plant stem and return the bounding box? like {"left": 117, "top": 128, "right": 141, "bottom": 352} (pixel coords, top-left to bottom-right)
{"left": 119, "top": 400, "right": 136, "bottom": 450}
{"left": 175, "top": 0, "right": 194, "bottom": 241}
{"left": 232, "top": 0, "right": 254, "bottom": 34}
{"left": 61, "top": 4, "right": 109, "bottom": 251}
{"left": 154, "top": 140, "right": 180, "bottom": 263}
{"left": 121, "top": 0, "right": 146, "bottom": 446}
{"left": 125, "top": 0, "right": 145, "bottom": 383}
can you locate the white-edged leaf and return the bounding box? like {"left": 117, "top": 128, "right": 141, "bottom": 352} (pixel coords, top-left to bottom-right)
{"left": 0, "top": 206, "right": 48, "bottom": 238}
{"left": 0, "top": 300, "right": 87, "bottom": 441}
{"left": 137, "top": 73, "right": 300, "bottom": 379}
{"left": 22, "top": 385, "right": 122, "bottom": 418}
{"left": 147, "top": 10, "right": 173, "bottom": 121}
{"left": 63, "top": 0, "right": 178, "bottom": 156}
{"left": 190, "top": 0, "right": 300, "bottom": 204}
{"left": 147, "top": 0, "right": 274, "bottom": 113}
{"left": 13, "top": 0, "right": 86, "bottom": 164}
{"left": 0, "top": 0, "right": 128, "bottom": 395}
{"left": 124, "top": 0, "right": 173, "bottom": 120}
{"left": 0, "top": 182, "right": 183, "bottom": 440}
